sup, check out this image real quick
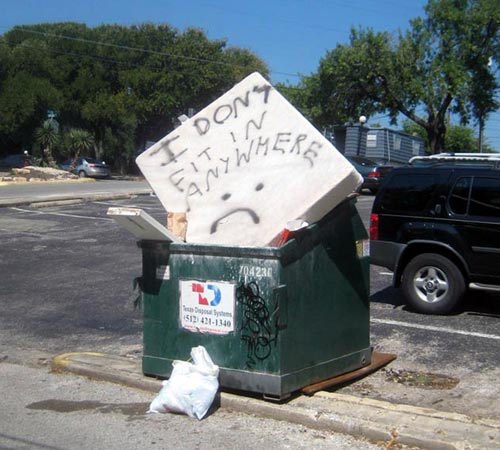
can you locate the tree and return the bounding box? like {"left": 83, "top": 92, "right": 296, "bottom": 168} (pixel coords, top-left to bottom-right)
{"left": 402, "top": 119, "right": 497, "bottom": 152}
{"left": 402, "top": 119, "right": 429, "bottom": 146}
{"left": 445, "top": 126, "right": 479, "bottom": 152}
{"left": 66, "top": 128, "right": 95, "bottom": 171}
{"left": 0, "top": 36, "right": 62, "bottom": 152}
{"left": 423, "top": 0, "right": 500, "bottom": 151}
{"left": 291, "top": 0, "right": 500, "bottom": 153}
{"left": 222, "top": 47, "right": 269, "bottom": 82}
{"left": 34, "top": 120, "right": 59, "bottom": 167}
{"left": 0, "top": 22, "right": 269, "bottom": 170}
{"left": 287, "top": 29, "right": 393, "bottom": 129}
{"left": 445, "top": 125, "right": 496, "bottom": 152}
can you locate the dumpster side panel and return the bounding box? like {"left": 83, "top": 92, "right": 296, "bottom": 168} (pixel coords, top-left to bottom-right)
{"left": 279, "top": 200, "right": 371, "bottom": 389}
{"left": 141, "top": 241, "right": 173, "bottom": 375}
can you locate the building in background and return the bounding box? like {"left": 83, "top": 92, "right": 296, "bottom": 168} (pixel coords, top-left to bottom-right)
{"left": 330, "top": 124, "right": 426, "bottom": 164}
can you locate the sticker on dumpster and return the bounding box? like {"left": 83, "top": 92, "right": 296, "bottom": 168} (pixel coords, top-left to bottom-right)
{"left": 179, "top": 280, "right": 235, "bottom": 334}
{"left": 156, "top": 265, "right": 170, "bottom": 280}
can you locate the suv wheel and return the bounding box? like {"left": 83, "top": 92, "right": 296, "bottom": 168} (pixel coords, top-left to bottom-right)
{"left": 78, "top": 170, "right": 86, "bottom": 178}
{"left": 402, "top": 253, "right": 465, "bottom": 314}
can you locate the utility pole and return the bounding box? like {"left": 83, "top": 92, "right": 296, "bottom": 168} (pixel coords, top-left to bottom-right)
{"left": 357, "top": 115, "right": 367, "bottom": 156}
{"left": 478, "top": 117, "right": 484, "bottom": 152}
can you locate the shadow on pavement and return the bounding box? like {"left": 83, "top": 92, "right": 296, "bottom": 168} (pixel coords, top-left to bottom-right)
{"left": 370, "top": 286, "right": 404, "bottom": 308}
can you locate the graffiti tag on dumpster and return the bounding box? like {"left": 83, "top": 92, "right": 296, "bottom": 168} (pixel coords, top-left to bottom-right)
{"left": 136, "top": 72, "right": 362, "bottom": 246}
{"left": 179, "top": 280, "right": 235, "bottom": 334}
{"left": 237, "top": 281, "right": 278, "bottom": 368}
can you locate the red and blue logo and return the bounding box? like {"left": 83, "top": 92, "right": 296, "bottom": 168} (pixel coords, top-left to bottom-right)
{"left": 192, "top": 282, "right": 222, "bottom": 306}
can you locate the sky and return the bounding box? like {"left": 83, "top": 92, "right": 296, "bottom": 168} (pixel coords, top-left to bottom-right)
{"left": 1, "top": 0, "right": 499, "bottom": 150}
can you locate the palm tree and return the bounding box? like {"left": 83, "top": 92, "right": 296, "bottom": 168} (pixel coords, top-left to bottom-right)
{"left": 34, "top": 120, "right": 59, "bottom": 168}
{"left": 66, "top": 128, "right": 95, "bottom": 171}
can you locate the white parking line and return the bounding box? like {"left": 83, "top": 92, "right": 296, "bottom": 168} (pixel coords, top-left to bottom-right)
{"left": 93, "top": 201, "right": 165, "bottom": 211}
{"left": 371, "top": 318, "right": 500, "bottom": 341}
{"left": 11, "top": 207, "right": 113, "bottom": 221}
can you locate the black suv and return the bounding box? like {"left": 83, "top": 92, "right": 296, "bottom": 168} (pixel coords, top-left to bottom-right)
{"left": 370, "top": 161, "right": 500, "bottom": 314}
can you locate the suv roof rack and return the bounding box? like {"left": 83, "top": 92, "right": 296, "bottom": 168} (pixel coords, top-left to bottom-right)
{"left": 409, "top": 152, "right": 500, "bottom": 166}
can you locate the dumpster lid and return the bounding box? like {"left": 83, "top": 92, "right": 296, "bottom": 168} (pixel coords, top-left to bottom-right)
{"left": 107, "top": 207, "right": 184, "bottom": 242}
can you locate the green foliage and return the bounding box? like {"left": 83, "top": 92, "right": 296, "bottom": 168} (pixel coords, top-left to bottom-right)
{"left": 445, "top": 125, "right": 478, "bottom": 152}
{"left": 34, "top": 119, "right": 59, "bottom": 167}
{"left": 63, "top": 128, "right": 93, "bottom": 170}
{"left": 0, "top": 72, "right": 61, "bottom": 150}
{"left": 293, "top": 0, "right": 500, "bottom": 153}
{"left": 402, "top": 119, "right": 429, "bottom": 147}
{"left": 35, "top": 119, "right": 59, "bottom": 147}
{"left": 279, "top": 28, "right": 395, "bottom": 127}
{"left": 445, "top": 125, "right": 497, "bottom": 152}
{"left": 65, "top": 128, "right": 95, "bottom": 169}
{"left": 403, "top": 119, "right": 497, "bottom": 153}
{"left": 0, "top": 22, "right": 269, "bottom": 170}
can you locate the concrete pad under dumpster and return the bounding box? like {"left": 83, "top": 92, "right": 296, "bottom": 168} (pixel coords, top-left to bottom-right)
{"left": 134, "top": 196, "right": 371, "bottom": 400}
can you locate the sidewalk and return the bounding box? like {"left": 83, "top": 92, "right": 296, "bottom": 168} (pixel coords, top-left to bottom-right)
{"left": 51, "top": 352, "right": 500, "bottom": 450}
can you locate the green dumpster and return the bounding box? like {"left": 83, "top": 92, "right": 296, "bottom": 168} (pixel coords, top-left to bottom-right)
{"left": 138, "top": 196, "right": 371, "bottom": 399}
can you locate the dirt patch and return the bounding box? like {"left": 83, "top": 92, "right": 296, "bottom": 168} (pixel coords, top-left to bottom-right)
{"left": 383, "top": 368, "right": 459, "bottom": 390}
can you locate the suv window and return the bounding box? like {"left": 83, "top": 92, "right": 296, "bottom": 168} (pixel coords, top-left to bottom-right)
{"left": 469, "top": 177, "right": 500, "bottom": 218}
{"left": 379, "top": 173, "right": 441, "bottom": 213}
{"left": 449, "top": 177, "right": 471, "bottom": 215}
{"left": 449, "top": 176, "right": 500, "bottom": 218}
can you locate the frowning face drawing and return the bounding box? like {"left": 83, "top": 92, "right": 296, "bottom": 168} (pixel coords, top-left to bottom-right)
{"left": 209, "top": 183, "right": 265, "bottom": 235}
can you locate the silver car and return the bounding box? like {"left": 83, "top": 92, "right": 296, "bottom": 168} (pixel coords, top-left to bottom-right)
{"left": 60, "top": 157, "right": 111, "bottom": 178}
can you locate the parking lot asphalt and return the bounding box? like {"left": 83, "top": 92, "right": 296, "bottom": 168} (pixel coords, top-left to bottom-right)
{"left": 1, "top": 181, "right": 500, "bottom": 450}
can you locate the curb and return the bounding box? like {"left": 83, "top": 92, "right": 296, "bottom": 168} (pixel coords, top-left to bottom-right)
{"left": 0, "top": 192, "right": 152, "bottom": 208}
{"left": 28, "top": 193, "right": 140, "bottom": 208}
{"left": 51, "top": 352, "right": 500, "bottom": 450}
{"left": 0, "top": 177, "right": 93, "bottom": 186}
{"left": 0, "top": 176, "right": 145, "bottom": 186}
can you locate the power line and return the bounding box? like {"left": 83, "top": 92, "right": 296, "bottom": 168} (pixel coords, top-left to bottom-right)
{"left": 4, "top": 26, "right": 301, "bottom": 79}
{"left": 195, "top": 1, "right": 352, "bottom": 35}
{"left": 195, "top": 0, "right": 424, "bottom": 37}
{"left": 2, "top": 20, "right": 499, "bottom": 138}
{"left": 15, "top": 42, "right": 236, "bottom": 84}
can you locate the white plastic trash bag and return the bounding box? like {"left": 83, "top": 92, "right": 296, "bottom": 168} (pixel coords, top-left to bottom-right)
{"left": 148, "top": 346, "right": 219, "bottom": 420}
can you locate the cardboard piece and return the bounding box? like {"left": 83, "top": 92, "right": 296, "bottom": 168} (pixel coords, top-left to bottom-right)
{"left": 107, "top": 207, "right": 184, "bottom": 242}
{"left": 167, "top": 212, "right": 187, "bottom": 241}
{"left": 136, "top": 72, "right": 362, "bottom": 247}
